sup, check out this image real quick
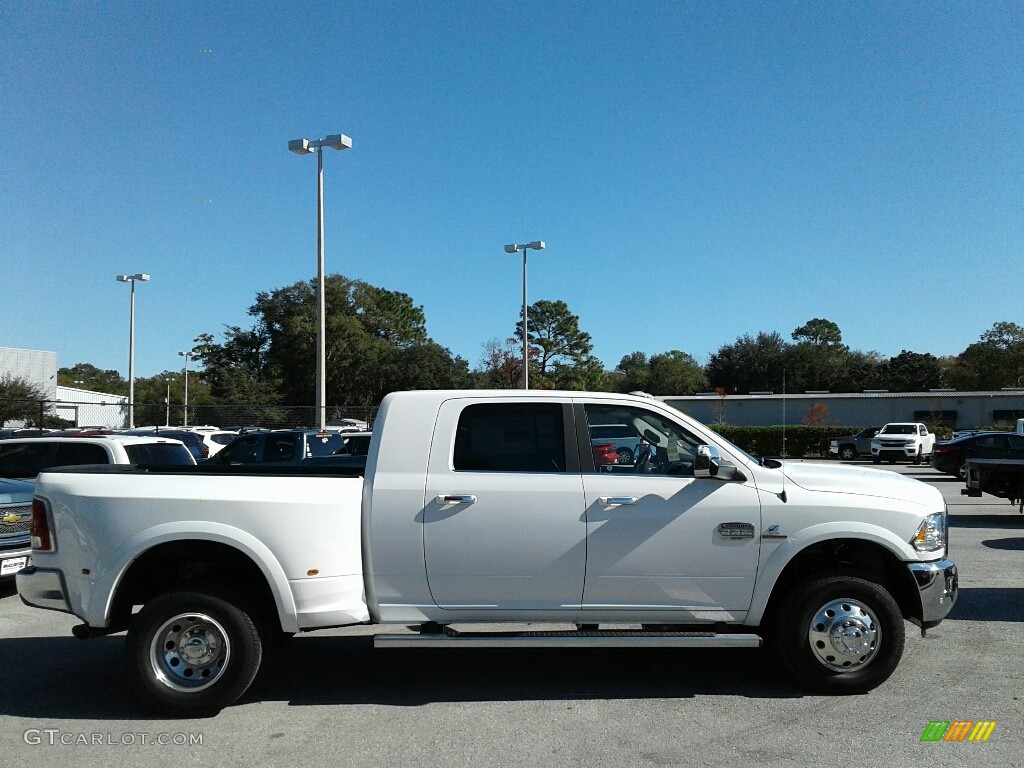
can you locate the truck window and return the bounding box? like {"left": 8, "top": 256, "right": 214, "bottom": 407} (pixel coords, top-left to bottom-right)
{"left": 307, "top": 434, "right": 344, "bottom": 457}
{"left": 218, "top": 436, "right": 260, "bottom": 464}
{"left": 453, "top": 403, "right": 566, "bottom": 473}
{"left": 124, "top": 444, "right": 195, "bottom": 465}
{"left": 52, "top": 442, "right": 109, "bottom": 468}
{"left": 0, "top": 442, "right": 57, "bottom": 479}
{"left": 264, "top": 437, "right": 297, "bottom": 463}
{"left": 584, "top": 404, "right": 701, "bottom": 476}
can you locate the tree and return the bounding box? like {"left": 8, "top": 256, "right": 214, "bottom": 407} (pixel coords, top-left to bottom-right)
{"left": 613, "top": 350, "right": 707, "bottom": 395}
{"left": 57, "top": 363, "right": 127, "bottom": 395}
{"left": 197, "top": 274, "right": 468, "bottom": 406}
{"left": 0, "top": 374, "right": 47, "bottom": 426}
{"left": 513, "top": 299, "right": 603, "bottom": 389}
{"left": 787, "top": 318, "right": 851, "bottom": 392}
{"left": 884, "top": 350, "right": 944, "bottom": 392}
{"left": 951, "top": 321, "right": 1024, "bottom": 390}
{"left": 792, "top": 318, "right": 843, "bottom": 347}
{"left": 477, "top": 338, "right": 522, "bottom": 389}
{"left": 706, "top": 331, "right": 787, "bottom": 394}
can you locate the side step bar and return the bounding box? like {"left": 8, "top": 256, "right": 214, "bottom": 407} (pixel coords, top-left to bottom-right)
{"left": 374, "top": 628, "right": 762, "bottom": 649}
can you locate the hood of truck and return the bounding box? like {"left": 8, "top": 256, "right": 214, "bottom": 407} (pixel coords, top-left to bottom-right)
{"left": 780, "top": 461, "right": 938, "bottom": 508}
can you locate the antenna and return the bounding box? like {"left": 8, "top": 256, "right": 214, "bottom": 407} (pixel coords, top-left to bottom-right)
{"left": 779, "top": 367, "right": 788, "bottom": 503}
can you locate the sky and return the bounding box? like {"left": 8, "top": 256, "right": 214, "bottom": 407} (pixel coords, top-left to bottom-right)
{"left": 2, "top": 1, "right": 1022, "bottom": 381}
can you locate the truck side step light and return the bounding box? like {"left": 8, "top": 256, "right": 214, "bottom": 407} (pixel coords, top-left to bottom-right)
{"left": 374, "top": 630, "right": 763, "bottom": 649}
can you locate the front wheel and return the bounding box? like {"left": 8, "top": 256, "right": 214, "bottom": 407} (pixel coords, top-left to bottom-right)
{"left": 838, "top": 446, "right": 856, "bottom": 461}
{"left": 775, "top": 575, "right": 904, "bottom": 694}
{"left": 124, "top": 591, "right": 264, "bottom": 716}
{"left": 955, "top": 461, "right": 967, "bottom": 481}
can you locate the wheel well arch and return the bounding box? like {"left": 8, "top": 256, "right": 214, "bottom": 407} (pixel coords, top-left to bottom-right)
{"left": 109, "top": 540, "right": 282, "bottom": 635}
{"left": 759, "top": 538, "right": 920, "bottom": 629}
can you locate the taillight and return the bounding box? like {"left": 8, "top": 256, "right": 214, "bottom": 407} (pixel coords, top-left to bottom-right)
{"left": 31, "top": 497, "right": 55, "bottom": 552}
{"left": 933, "top": 444, "right": 955, "bottom": 454}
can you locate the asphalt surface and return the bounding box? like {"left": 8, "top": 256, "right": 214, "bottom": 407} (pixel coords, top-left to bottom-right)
{"left": 1, "top": 462, "right": 1022, "bottom": 767}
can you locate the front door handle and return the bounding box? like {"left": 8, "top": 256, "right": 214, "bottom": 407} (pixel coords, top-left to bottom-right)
{"left": 437, "top": 494, "right": 477, "bottom": 504}
{"left": 599, "top": 496, "right": 638, "bottom": 506}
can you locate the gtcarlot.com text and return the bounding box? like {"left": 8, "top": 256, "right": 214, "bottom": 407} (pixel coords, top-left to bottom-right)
{"left": 24, "top": 729, "right": 203, "bottom": 747}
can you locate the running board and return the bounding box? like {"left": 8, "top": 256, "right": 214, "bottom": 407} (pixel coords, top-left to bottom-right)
{"left": 374, "top": 628, "right": 762, "bottom": 649}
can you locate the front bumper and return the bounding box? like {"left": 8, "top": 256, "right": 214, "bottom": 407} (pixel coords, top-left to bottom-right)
{"left": 906, "top": 559, "right": 958, "bottom": 629}
{"left": 16, "top": 565, "right": 73, "bottom": 614}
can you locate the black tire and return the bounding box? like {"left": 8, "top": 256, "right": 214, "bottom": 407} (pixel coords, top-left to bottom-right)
{"left": 872, "top": 457, "right": 881, "bottom": 465}
{"left": 838, "top": 446, "right": 856, "bottom": 461}
{"left": 616, "top": 446, "right": 634, "bottom": 465}
{"left": 775, "top": 575, "right": 904, "bottom": 694}
{"left": 955, "top": 461, "right": 967, "bottom": 481}
{"left": 913, "top": 448, "right": 922, "bottom": 465}
{"left": 124, "top": 591, "right": 263, "bottom": 716}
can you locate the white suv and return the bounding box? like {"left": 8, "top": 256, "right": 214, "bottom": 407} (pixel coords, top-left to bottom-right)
{"left": 0, "top": 435, "right": 195, "bottom": 481}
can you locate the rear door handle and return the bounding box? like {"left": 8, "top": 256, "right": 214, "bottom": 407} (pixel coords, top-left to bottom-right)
{"left": 599, "top": 496, "right": 638, "bottom": 506}
{"left": 437, "top": 494, "right": 477, "bottom": 504}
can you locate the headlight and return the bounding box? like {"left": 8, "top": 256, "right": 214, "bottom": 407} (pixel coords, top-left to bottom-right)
{"left": 911, "top": 512, "right": 947, "bottom": 553}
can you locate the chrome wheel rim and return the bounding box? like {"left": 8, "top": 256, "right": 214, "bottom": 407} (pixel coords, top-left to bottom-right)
{"left": 149, "top": 612, "right": 231, "bottom": 692}
{"left": 808, "top": 598, "right": 880, "bottom": 672}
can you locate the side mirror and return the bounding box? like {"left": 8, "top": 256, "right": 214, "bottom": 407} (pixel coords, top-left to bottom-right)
{"left": 694, "top": 444, "right": 745, "bottom": 482}
{"left": 694, "top": 444, "right": 717, "bottom": 477}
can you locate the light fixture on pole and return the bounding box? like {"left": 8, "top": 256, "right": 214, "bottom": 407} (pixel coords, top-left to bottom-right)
{"left": 503, "top": 241, "right": 546, "bottom": 389}
{"left": 178, "top": 351, "right": 192, "bottom": 427}
{"left": 164, "top": 377, "right": 175, "bottom": 427}
{"left": 288, "top": 132, "right": 353, "bottom": 431}
{"left": 116, "top": 273, "right": 150, "bottom": 428}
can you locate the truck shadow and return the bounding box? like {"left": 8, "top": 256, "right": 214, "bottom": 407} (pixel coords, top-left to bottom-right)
{"left": 256, "top": 640, "right": 800, "bottom": 707}
{"left": 0, "top": 636, "right": 800, "bottom": 720}
{"left": 948, "top": 513, "right": 1024, "bottom": 529}
{"left": 946, "top": 587, "right": 1024, "bottom": 622}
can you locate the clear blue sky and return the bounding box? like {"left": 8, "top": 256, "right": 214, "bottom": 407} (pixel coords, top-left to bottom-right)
{"left": 3, "top": 2, "right": 1022, "bottom": 380}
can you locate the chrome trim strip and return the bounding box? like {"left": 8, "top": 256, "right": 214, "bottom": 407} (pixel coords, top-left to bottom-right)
{"left": 374, "top": 632, "right": 762, "bottom": 649}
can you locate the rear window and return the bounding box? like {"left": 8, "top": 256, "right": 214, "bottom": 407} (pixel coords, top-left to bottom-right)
{"left": 454, "top": 403, "right": 566, "bottom": 473}
{"left": 125, "top": 444, "right": 195, "bottom": 465}
{"left": 307, "top": 434, "right": 344, "bottom": 457}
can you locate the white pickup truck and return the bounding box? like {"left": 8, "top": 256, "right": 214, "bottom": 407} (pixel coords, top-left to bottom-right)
{"left": 870, "top": 423, "right": 936, "bottom": 465}
{"left": 18, "top": 390, "right": 958, "bottom": 715}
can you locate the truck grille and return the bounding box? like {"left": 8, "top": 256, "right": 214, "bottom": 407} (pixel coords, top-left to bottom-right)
{"left": 0, "top": 504, "right": 32, "bottom": 536}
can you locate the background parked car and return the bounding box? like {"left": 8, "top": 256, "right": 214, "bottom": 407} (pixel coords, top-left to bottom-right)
{"left": 828, "top": 426, "right": 882, "bottom": 461}
{"left": 931, "top": 432, "right": 1024, "bottom": 479}
{"left": 0, "top": 477, "right": 34, "bottom": 579}
{"left": 0, "top": 435, "right": 195, "bottom": 481}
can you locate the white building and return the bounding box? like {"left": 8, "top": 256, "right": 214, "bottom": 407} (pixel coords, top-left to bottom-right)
{"left": 0, "top": 347, "right": 57, "bottom": 399}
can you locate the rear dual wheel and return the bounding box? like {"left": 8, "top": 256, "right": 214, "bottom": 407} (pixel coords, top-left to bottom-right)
{"left": 124, "top": 591, "right": 264, "bottom": 716}
{"left": 775, "top": 575, "right": 904, "bottom": 694}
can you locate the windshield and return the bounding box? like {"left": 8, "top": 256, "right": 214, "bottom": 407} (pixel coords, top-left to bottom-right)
{"left": 880, "top": 425, "right": 915, "bottom": 435}
{"left": 658, "top": 401, "right": 759, "bottom": 464}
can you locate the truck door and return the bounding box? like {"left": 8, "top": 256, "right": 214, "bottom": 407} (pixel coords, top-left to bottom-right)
{"left": 577, "top": 401, "right": 761, "bottom": 616}
{"left": 423, "top": 399, "right": 587, "bottom": 612}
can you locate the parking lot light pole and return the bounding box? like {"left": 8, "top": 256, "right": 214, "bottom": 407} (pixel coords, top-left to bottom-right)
{"left": 288, "top": 133, "right": 353, "bottom": 431}
{"left": 116, "top": 273, "right": 150, "bottom": 428}
{"left": 164, "top": 378, "right": 175, "bottom": 427}
{"left": 503, "top": 241, "right": 545, "bottom": 389}
{"left": 178, "top": 352, "right": 192, "bottom": 427}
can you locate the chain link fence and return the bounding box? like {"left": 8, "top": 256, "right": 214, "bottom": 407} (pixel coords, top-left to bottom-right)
{"left": 1, "top": 400, "right": 378, "bottom": 433}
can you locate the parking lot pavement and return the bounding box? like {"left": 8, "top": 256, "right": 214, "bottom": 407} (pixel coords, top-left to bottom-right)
{"left": 1, "top": 465, "right": 1022, "bottom": 768}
